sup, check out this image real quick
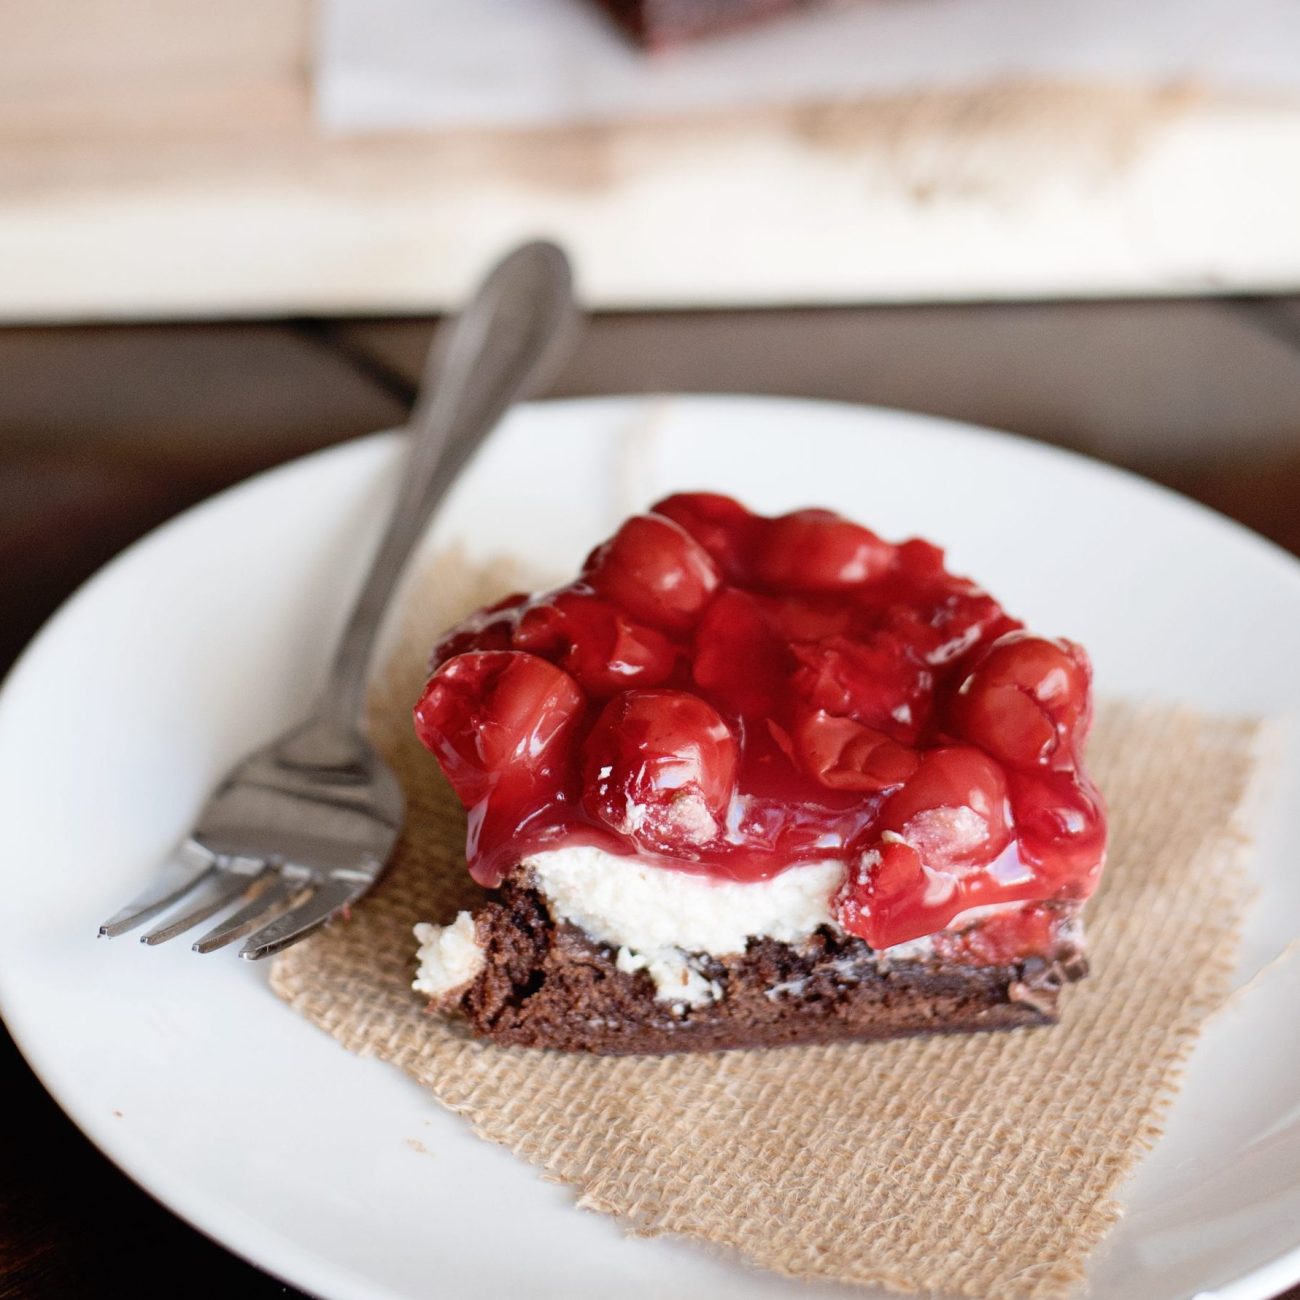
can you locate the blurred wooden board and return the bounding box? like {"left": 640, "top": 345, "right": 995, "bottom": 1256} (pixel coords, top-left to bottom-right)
{"left": 2, "top": 0, "right": 1300, "bottom": 320}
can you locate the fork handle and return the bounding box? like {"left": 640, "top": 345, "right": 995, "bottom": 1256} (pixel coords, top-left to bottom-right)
{"left": 318, "top": 241, "right": 578, "bottom": 728}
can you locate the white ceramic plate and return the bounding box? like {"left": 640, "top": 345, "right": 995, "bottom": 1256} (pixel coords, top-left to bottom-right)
{"left": 2, "top": 396, "right": 1298, "bottom": 1300}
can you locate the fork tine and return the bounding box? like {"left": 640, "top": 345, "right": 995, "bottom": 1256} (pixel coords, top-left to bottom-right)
{"left": 99, "top": 848, "right": 216, "bottom": 938}
{"left": 238, "top": 877, "right": 362, "bottom": 961}
{"left": 190, "top": 876, "right": 305, "bottom": 954}
{"left": 139, "top": 869, "right": 264, "bottom": 946}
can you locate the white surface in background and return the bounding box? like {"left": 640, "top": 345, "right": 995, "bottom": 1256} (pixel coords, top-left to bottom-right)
{"left": 0, "top": 397, "right": 1298, "bottom": 1299}
{"left": 318, "top": 0, "right": 1300, "bottom": 131}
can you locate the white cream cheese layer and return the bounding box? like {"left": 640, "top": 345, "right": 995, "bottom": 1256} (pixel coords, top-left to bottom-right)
{"left": 413, "top": 911, "right": 485, "bottom": 1001}
{"left": 527, "top": 847, "right": 844, "bottom": 960}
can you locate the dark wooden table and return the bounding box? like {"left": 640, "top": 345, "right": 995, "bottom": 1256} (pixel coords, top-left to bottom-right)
{"left": 3, "top": 303, "right": 1299, "bottom": 1299}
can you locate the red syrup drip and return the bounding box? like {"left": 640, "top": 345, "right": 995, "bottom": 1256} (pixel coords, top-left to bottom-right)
{"left": 413, "top": 494, "right": 1107, "bottom": 956}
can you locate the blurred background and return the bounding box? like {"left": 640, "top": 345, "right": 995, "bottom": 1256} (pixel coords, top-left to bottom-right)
{"left": 3, "top": 0, "right": 1300, "bottom": 1295}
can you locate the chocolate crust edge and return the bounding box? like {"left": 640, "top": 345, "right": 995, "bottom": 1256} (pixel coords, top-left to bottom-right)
{"left": 434, "top": 881, "right": 1089, "bottom": 1057}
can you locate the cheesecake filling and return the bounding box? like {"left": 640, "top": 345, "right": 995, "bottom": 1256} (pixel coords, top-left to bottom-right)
{"left": 413, "top": 912, "right": 485, "bottom": 1000}
{"left": 529, "top": 847, "right": 844, "bottom": 961}
{"left": 413, "top": 847, "right": 1059, "bottom": 1008}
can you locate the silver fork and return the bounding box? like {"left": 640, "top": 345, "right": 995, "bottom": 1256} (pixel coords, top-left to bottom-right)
{"left": 98, "top": 241, "right": 578, "bottom": 960}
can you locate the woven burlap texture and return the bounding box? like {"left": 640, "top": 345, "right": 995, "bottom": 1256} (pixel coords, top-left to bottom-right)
{"left": 271, "top": 560, "right": 1261, "bottom": 1299}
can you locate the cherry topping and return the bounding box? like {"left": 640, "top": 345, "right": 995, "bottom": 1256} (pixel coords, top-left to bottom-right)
{"left": 895, "top": 538, "right": 946, "bottom": 584}
{"left": 756, "top": 509, "right": 895, "bottom": 591}
{"left": 834, "top": 746, "right": 1014, "bottom": 947}
{"left": 651, "top": 492, "right": 759, "bottom": 580}
{"left": 952, "top": 632, "right": 1091, "bottom": 768}
{"left": 878, "top": 745, "right": 1013, "bottom": 871}
{"left": 834, "top": 837, "right": 929, "bottom": 949}
{"left": 758, "top": 593, "right": 863, "bottom": 642}
{"left": 1008, "top": 769, "right": 1107, "bottom": 893}
{"left": 773, "top": 708, "right": 919, "bottom": 793}
{"left": 583, "top": 512, "right": 721, "bottom": 632}
{"left": 932, "top": 903, "right": 1066, "bottom": 966}
{"left": 413, "top": 493, "right": 1107, "bottom": 959}
{"left": 581, "top": 690, "right": 738, "bottom": 854}
{"left": 512, "top": 590, "right": 676, "bottom": 697}
{"left": 431, "top": 593, "right": 527, "bottom": 664}
{"left": 692, "top": 588, "right": 791, "bottom": 718}
{"left": 923, "top": 590, "right": 1022, "bottom": 667}
{"left": 790, "top": 633, "right": 933, "bottom": 742}
{"left": 413, "top": 651, "right": 584, "bottom": 809}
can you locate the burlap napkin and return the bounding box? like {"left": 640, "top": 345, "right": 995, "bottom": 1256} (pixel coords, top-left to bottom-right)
{"left": 272, "top": 559, "right": 1263, "bottom": 1299}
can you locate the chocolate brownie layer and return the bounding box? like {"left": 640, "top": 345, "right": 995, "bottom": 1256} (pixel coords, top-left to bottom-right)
{"left": 442, "top": 880, "right": 1088, "bottom": 1056}
{"left": 592, "top": 0, "right": 817, "bottom": 48}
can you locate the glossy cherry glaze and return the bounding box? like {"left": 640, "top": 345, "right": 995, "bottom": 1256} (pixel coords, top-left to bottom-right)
{"left": 413, "top": 494, "right": 1107, "bottom": 955}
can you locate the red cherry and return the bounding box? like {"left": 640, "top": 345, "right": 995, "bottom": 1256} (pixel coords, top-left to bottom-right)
{"left": 926, "top": 591, "right": 1023, "bottom": 669}
{"left": 953, "top": 632, "right": 1091, "bottom": 768}
{"left": 755, "top": 509, "right": 895, "bottom": 591}
{"left": 431, "top": 593, "right": 528, "bottom": 666}
{"left": 865, "top": 588, "right": 1020, "bottom": 674}
{"left": 789, "top": 633, "right": 933, "bottom": 742}
{"left": 834, "top": 838, "right": 928, "bottom": 946}
{"left": 879, "top": 745, "right": 1013, "bottom": 871}
{"left": 1009, "top": 770, "right": 1107, "bottom": 893}
{"left": 582, "top": 512, "right": 721, "bottom": 632}
{"left": 512, "top": 590, "right": 677, "bottom": 697}
{"left": 692, "top": 588, "right": 791, "bottom": 718}
{"left": 932, "top": 903, "right": 1064, "bottom": 965}
{"left": 757, "top": 593, "right": 863, "bottom": 642}
{"left": 581, "top": 690, "right": 738, "bottom": 853}
{"left": 413, "top": 651, "right": 585, "bottom": 808}
{"left": 651, "top": 492, "right": 759, "bottom": 580}
{"left": 773, "top": 708, "right": 919, "bottom": 793}
{"left": 894, "top": 538, "right": 947, "bottom": 584}
{"left": 833, "top": 746, "right": 1013, "bottom": 947}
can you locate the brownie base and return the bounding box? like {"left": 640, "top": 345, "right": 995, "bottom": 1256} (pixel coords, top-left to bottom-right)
{"left": 591, "top": 0, "right": 818, "bottom": 48}
{"left": 442, "top": 880, "right": 1088, "bottom": 1056}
